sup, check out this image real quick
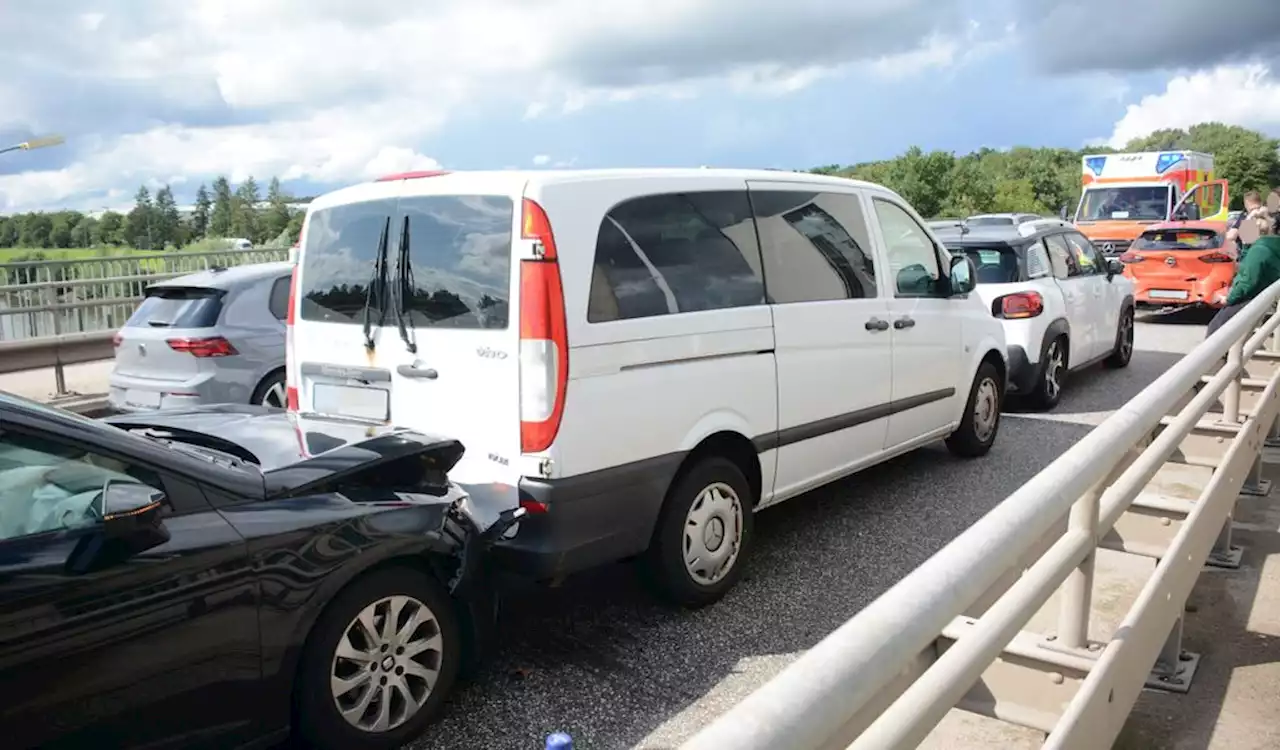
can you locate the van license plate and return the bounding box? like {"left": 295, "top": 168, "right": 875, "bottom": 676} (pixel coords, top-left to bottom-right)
{"left": 313, "top": 384, "right": 389, "bottom": 421}
{"left": 1149, "top": 290, "right": 1189, "bottom": 300}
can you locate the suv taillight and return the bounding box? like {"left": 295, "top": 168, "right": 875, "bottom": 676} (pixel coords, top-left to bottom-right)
{"left": 518, "top": 197, "right": 568, "bottom": 454}
{"left": 995, "top": 291, "right": 1044, "bottom": 319}
{"left": 167, "top": 336, "right": 237, "bottom": 357}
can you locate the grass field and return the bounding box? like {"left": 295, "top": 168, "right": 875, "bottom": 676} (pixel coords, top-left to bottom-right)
{"left": 0, "top": 247, "right": 154, "bottom": 263}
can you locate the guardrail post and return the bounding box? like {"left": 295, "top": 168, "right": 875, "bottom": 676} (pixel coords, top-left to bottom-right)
{"left": 44, "top": 284, "right": 70, "bottom": 398}
{"left": 1057, "top": 484, "right": 1101, "bottom": 649}
{"left": 1223, "top": 336, "right": 1244, "bottom": 424}
{"left": 1146, "top": 613, "right": 1198, "bottom": 692}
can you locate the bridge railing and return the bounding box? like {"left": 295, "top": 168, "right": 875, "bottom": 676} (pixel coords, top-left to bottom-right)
{"left": 0, "top": 247, "right": 290, "bottom": 397}
{"left": 681, "top": 282, "right": 1280, "bottom": 750}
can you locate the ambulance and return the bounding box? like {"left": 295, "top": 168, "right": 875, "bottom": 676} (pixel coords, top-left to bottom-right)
{"left": 1074, "top": 151, "right": 1229, "bottom": 257}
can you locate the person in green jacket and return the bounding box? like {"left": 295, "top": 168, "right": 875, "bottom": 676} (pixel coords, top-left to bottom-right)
{"left": 1207, "top": 210, "right": 1280, "bottom": 338}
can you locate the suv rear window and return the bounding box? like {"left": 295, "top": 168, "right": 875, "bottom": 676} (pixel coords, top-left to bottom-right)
{"left": 126, "top": 287, "right": 224, "bottom": 329}
{"left": 1133, "top": 228, "right": 1222, "bottom": 251}
{"left": 947, "top": 246, "right": 1021, "bottom": 284}
{"left": 298, "top": 195, "right": 513, "bottom": 330}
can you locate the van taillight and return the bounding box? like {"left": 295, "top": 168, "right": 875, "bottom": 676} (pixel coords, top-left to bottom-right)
{"left": 995, "top": 291, "right": 1044, "bottom": 319}
{"left": 518, "top": 197, "right": 568, "bottom": 454}
{"left": 285, "top": 262, "right": 300, "bottom": 412}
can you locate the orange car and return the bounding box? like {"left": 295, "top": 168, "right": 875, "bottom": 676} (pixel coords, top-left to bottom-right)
{"left": 1119, "top": 220, "right": 1235, "bottom": 309}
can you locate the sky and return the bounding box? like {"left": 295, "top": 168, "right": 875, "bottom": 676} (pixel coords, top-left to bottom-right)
{"left": 2, "top": 0, "right": 1280, "bottom": 214}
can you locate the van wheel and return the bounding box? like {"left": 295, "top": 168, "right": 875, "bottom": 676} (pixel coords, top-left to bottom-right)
{"left": 294, "top": 567, "right": 461, "bottom": 750}
{"left": 641, "top": 457, "right": 754, "bottom": 608}
{"left": 1105, "top": 308, "right": 1134, "bottom": 368}
{"left": 1028, "top": 336, "right": 1068, "bottom": 410}
{"left": 946, "top": 361, "right": 1003, "bottom": 458}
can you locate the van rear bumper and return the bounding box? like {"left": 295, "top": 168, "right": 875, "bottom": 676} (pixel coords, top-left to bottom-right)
{"left": 491, "top": 453, "right": 684, "bottom": 580}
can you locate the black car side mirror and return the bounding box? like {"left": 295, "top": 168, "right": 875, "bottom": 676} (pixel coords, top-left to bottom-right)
{"left": 949, "top": 254, "right": 977, "bottom": 295}
{"left": 67, "top": 481, "right": 170, "bottom": 574}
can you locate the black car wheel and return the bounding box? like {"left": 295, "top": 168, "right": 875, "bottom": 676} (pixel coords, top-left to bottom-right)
{"left": 1105, "top": 308, "right": 1135, "bottom": 368}
{"left": 945, "top": 360, "right": 1003, "bottom": 458}
{"left": 295, "top": 567, "right": 460, "bottom": 750}
{"left": 641, "top": 456, "right": 755, "bottom": 609}
{"left": 1028, "top": 336, "right": 1068, "bottom": 410}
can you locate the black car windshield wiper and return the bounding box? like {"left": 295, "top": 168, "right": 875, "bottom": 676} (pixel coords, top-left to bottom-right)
{"left": 361, "top": 217, "right": 392, "bottom": 351}
{"left": 393, "top": 215, "right": 419, "bottom": 354}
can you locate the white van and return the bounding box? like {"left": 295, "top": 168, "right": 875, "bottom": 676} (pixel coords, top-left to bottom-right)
{"left": 285, "top": 168, "right": 1008, "bottom": 607}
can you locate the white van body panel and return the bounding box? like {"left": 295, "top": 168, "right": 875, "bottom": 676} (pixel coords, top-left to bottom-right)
{"left": 289, "top": 168, "right": 1008, "bottom": 583}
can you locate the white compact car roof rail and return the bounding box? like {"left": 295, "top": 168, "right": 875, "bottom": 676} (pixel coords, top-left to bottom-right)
{"left": 1016, "top": 218, "right": 1073, "bottom": 237}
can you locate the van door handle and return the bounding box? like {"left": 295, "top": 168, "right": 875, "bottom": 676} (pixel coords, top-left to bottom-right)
{"left": 396, "top": 364, "right": 438, "bottom": 380}
{"left": 893, "top": 317, "right": 916, "bottom": 330}
{"left": 865, "top": 318, "right": 890, "bottom": 332}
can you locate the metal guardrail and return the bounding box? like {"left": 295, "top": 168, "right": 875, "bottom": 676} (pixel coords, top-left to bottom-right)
{"left": 682, "top": 282, "right": 1280, "bottom": 750}
{"left": 0, "top": 247, "right": 289, "bottom": 396}
{"left": 0, "top": 247, "right": 289, "bottom": 342}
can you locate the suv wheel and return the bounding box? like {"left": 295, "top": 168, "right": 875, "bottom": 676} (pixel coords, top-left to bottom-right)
{"left": 1029, "top": 336, "right": 1067, "bottom": 410}
{"left": 946, "top": 360, "right": 1003, "bottom": 458}
{"left": 295, "top": 568, "right": 460, "bottom": 750}
{"left": 253, "top": 371, "right": 288, "bottom": 409}
{"left": 641, "top": 456, "right": 755, "bottom": 608}
{"left": 1105, "top": 308, "right": 1134, "bottom": 368}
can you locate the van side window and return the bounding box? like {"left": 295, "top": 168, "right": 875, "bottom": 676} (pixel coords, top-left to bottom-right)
{"left": 871, "top": 198, "right": 943, "bottom": 298}
{"left": 587, "top": 191, "right": 765, "bottom": 323}
{"left": 751, "top": 190, "right": 878, "bottom": 303}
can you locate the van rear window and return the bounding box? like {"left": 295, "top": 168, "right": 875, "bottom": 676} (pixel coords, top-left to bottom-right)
{"left": 299, "top": 195, "right": 513, "bottom": 330}
{"left": 126, "top": 287, "right": 224, "bottom": 329}
{"left": 1132, "top": 228, "right": 1221, "bottom": 251}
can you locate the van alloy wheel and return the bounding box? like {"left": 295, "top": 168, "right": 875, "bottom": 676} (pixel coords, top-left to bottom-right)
{"left": 682, "top": 482, "right": 744, "bottom": 586}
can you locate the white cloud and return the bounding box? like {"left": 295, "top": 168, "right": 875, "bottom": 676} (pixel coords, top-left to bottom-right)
{"left": 531, "top": 154, "right": 551, "bottom": 166}
{"left": 0, "top": 0, "right": 982, "bottom": 213}
{"left": 1105, "top": 63, "right": 1280, "bottom": 148}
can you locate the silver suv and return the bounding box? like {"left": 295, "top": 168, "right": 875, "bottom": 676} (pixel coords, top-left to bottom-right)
{"left": 109, "top": 261, "right": 292, "bottom": 412}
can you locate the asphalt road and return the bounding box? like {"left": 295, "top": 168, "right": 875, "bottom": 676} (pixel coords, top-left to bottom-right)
{"left": 408, "top": 309, "right": 1213, "bottom": 750}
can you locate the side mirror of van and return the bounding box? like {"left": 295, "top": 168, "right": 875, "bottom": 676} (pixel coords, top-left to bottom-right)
{"left": 949, "top": 255, "right": 976, "bottom": 296}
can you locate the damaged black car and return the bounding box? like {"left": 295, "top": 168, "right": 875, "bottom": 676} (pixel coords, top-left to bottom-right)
{"left": 0, "top": 395, "right": 521, "bottom": 750}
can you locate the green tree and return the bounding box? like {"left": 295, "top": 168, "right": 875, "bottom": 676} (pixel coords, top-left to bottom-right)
{"left": 192, "top": 183, "right": 212, "bottom": 238}
{"left": 49, "top": 211, "right": 77, "bottom": 248}
{"left": 126, "top": 186, "right": 155, "bottom": 249}
{"left": 263, "top": 176, "right": 292, "bottom": 240}
{"left": 154, "top": 185, "right": 181, "bottom": 248}
{"left": 98, "top": 211, "right": 124, "bottom": 245}
{"left": 0, "top": 217, "right": 13, "bottom": 247}
{"left": 19, "top": 213, "right": 52, "bottom": 248}
{"left": 232, "top": 176, "right": 261, "bottom": 242}
{"left": 209, "top": 176, "right": 234, "bottom": 237}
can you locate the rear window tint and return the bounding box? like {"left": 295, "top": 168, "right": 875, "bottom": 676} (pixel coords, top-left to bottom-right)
{"left": 966, "top": 216, "right": 1015, "bottom": 227}
{"left": 1133, "top": 229, "right": 1222, "bottom": 251}
{"left": 126, "top": 287, "right": 223, "bottom": 329}
{"left": 588, "top": 191, "right": 764, "bottom": 323}
{"left": 298, "top": 196, "right": 513, "bottom": 330}
{"left": 948, "top": 246, "right": 1020, "bottom": 284}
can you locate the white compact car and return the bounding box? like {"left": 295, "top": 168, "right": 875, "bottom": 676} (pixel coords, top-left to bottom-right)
{"left": 943, "top": 219, "right": 1135, "bottom": 409}
{"left": 284, "top": 168, "right": 1009, "bottom": 607}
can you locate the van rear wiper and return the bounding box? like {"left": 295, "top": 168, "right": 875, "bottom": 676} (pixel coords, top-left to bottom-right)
{"left": 362, "top": 217, "right": 392, "bottom": 351}
{"left": 393, "top": 215, "right": 419, "bottom": 354}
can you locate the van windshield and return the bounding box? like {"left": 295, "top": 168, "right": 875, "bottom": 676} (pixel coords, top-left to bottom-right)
{"left": 299, "top": 195, "right": 514, "bottom": 330}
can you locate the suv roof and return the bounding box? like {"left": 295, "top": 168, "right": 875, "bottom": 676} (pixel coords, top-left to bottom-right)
{"left": 943, "top": 219, "right": 1076, "bottom": 249}
{"left": 151, "top": 261, "right": 293, "bottom": 291}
